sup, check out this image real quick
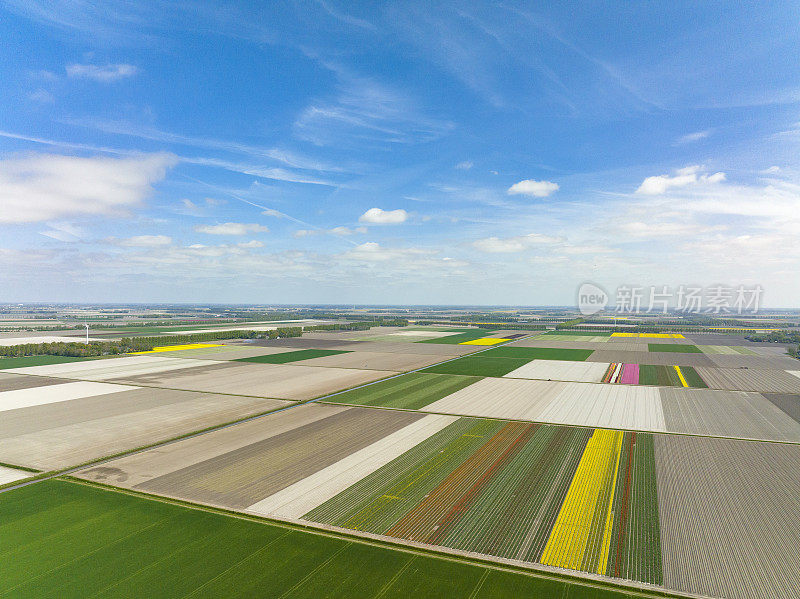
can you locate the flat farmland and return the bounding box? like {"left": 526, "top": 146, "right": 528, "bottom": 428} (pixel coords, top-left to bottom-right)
{"left": 481, "top": 346, "right": 594, "bottom": 361}
{"left": 324, "top": 372, "right": 483, "bottom": 409}
{"left": 74, "top": 413, "right": 666, "bottom": 590}
{"left": 106, "top": 361, "right": 397, "bottom": 400}
{"left": 0, "top": 354, "right": 226, "bottom": 382}
{"left": 234, "top": 348, "right": 351, "bottom": 364}
{"left": 586, "top": 350, "right": 715, "bottom": 367}
{"left": 693, "top": 366, "right": 800, "bottom": 393}
{"left": 705, "top": 353, "right": 800, "bottom": 369}
{"left": 421, "top": 356, "right": 532, "bottom": 377}
{"left": 78, "top": 404, "right": 426, "bottom": 509}
{"left": 0, "top": 464, "right": 31, "bottom": 485}
{"left": 655, "top": 435, "right": 800, "bottom": 599}
{"left": 143, "top": 344, "right": 299, "bottom": 360}
{"left": 503, "top": 360, "right": 610, "bottom": 383}
{"left": 659, "top": 387, "right": 800, "bottom": 442}
{"left": 417, "top": 377, "right": 800, "bottom": 441}
{"left": 647, "top": 344, "right": 702, "bottom": 353}
{"left": 294, "top": 351, "right": 446, "bottom": 372}
{"left": 0, "top": 376, "right": 287, "bottom": 470}
{"left": 762, "top": 393, "right": 800, "bottom": 424}
{"left": 0, "top": 479, "right": 642, "bottom": 599}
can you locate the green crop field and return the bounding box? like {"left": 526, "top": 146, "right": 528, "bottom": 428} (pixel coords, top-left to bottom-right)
{"left": 324, "top": 372, "right": 482, "bottom": 409}
{"left": 638, "top": 365, "right": 706, "bottom": 388}
{"left": 0, "top": 479, "right": 650, "bottom": 599}
{"left": 421, "top": 356, "right": 531, "bottom": 377}
{"left": 0, "top": 355, "right": 98, "bottom": 369}
{"left": 235, "top": 349, "right": 350, "bottom": 364}
{"left": 679, "top": 366, "right": 708, "bottom": 388}
{"left": 647, "top": 344, "right": 702, "bottom": 353}
{"left": 480, "top": 346, "right": 594, "bottom": 361}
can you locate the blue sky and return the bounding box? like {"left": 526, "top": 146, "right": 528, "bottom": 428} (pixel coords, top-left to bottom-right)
{"left": 2, "top": 1, "right": 800, "bottom": 306}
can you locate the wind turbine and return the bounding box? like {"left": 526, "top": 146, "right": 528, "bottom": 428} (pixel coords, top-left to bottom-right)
{"left": 84, "top": 323, "right": 89, "bottom": 344}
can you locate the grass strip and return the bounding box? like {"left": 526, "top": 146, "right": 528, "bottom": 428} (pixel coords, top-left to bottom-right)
{"left": 234, "top": 349, "right": 351, "bottom": 364}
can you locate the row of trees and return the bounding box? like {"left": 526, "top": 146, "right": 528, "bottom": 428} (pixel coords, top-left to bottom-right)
{"left": 0, "top": 319, "right": 407, "bottom": 358}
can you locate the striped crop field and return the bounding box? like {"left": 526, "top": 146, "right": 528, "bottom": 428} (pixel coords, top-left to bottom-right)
{"left": 324, "top": 372, "right": 483, "bottom": 409}
{"left": 697, "top": 345, "right": 758, "bottom": 355}
{"left": 421, "top": 356, "right": 533, "bottom": 377}
{"left": 234, "top": 348, "right": 351, "bottom": 364}
{"left": 647, "top": 344, "right": 703, "bottom": 353}
{"left": 301, "top": 418, "right": 662, "bottom": 586}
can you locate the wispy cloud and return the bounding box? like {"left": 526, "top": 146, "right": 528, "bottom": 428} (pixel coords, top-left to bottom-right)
{"left": 66, "top": 63, "right": 138, "bottom": 82}
{"left": 63, "top": 118, "right": 347, "bottom": 173}
{"left": 674, "top": 129, "right": 711, "bottom": 144}
{"left": 293, "top": 62, "right": 454, "bottom": 147}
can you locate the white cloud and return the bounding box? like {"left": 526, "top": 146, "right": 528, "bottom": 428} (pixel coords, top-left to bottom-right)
{"left": 0, "top": 152, "right": 177, "bottom": 224}
{"left": 455, "top": 161, "right": 473, "bottom": 170}
{"left": 66, "top": 63, "right": 138, "bottom": 82}
{"left": 507, "top": 179, "right": 559, "bottom": 198}
{"left": 120, "top": 235, "right": 172, "bottom": 247}
{"left": 359, "top": 208, "right": 408, "bottom": 224}
{"left": 675, "top": 130, "right": 711, "bottom": 144}
{"left": 195, "top": 222, "right": 269, "bottom": 235}
{"left": 761, "top": 166, "right": 782, "bottom": 174}
{"left": 472, "top": 233, "right": 561, "bottom": 253}
{"left": 636, "top": 165, "right": 726, "bottom": 195}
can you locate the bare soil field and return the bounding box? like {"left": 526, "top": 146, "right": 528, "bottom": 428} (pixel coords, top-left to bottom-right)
{"left": 110, "top": 361, "right": 396, "bottom": 400}
{"left": 655, "top": 434, "right": 800, "bottom": 599}
{"left": 298, "top": 351, "right": 444, "bottom": 372}
{"left": 0, "top": 386, "right": 287, "bottom": 470}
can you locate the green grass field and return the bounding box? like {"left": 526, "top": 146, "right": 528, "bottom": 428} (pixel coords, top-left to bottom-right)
{"left": 647, "top": 344, "right": 702, "bottom": 353}
{"left": 480, "top": 346, "right": 594, "bottom": 361}
{"left": 324, "top": 372, "right": 482, "bottom": 410}
{"left": 0, "top": 479, "right": 650, "bottom": 598}
{"left": 234, "top": 349, "right": 350, "bottom": 364}
{"left": 421, "top": 356, "right": 532, "bottom": 377}
{"left": 0, "top": 355, "right": 98, "bottom": 369}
